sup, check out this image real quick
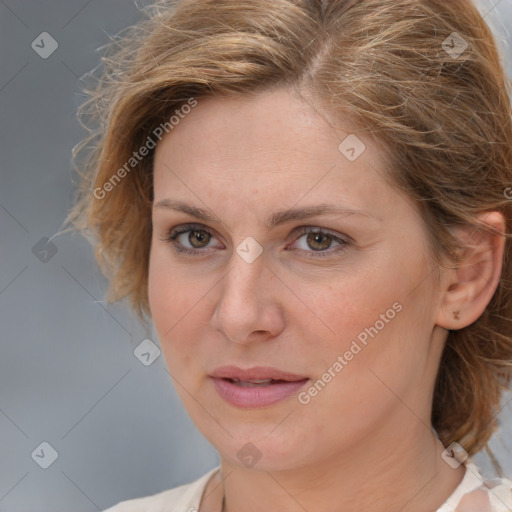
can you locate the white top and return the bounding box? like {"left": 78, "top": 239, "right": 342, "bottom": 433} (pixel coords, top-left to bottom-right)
{"left": 103, "top": 462, "right": 512, "bottom": 512}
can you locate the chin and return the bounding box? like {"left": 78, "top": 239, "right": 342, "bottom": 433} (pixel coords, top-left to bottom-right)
{"left": 203, "top": 419, "right": 320, "bottom": 472}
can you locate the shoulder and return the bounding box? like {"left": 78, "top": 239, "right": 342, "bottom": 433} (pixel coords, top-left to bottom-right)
{"left": 437, "top": 461, "right": 512, "bottom": 512}
{"left": 103, "top": 466, "right": 220, "bottom": 512}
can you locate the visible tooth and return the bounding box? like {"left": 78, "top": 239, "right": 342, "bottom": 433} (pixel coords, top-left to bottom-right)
{"left": 236, "top": 379, "right": 274, "bottom": 387}
{"left": 247, "top": 379, "right": 273, "bottom": 384}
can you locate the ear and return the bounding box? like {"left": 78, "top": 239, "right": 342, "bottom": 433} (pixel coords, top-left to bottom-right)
{"left": 436, "top": 211, "right": 506, "bottom": 330}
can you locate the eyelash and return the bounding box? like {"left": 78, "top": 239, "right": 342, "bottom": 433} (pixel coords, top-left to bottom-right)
{"left": 160, "top": 223, "right": 351, "bottom": 258}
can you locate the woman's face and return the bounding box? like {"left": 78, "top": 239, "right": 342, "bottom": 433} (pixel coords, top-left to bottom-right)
{"left": 148, "top": 87, "right": 447, "bottom": 471}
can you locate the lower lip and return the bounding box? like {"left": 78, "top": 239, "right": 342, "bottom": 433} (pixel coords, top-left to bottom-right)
{"left": 211, "top": 377, "right": 309, "bottom": 408}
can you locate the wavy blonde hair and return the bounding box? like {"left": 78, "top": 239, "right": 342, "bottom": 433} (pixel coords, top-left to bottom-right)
{"left": 64, "top": 0, "right": 512, "bottom": 462}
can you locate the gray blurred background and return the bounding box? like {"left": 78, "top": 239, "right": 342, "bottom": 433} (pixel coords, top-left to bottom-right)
{"left": 0, "top": 1, "right": 511, "bottom": 511}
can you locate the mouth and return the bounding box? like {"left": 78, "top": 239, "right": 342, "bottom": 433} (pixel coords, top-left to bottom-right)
{"left": 223, "top": 377, "right": 299, "bottom": 387}
{"left": 209, "top": 366, "right": 309, "bottom": 408}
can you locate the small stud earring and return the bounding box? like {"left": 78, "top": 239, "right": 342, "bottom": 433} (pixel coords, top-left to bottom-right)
{"left": 453, "top": 310, "right": 460, "bottom": 320}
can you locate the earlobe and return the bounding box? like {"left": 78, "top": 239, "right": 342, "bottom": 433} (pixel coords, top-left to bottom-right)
{"left": 436, "top": 212, "right": 506, "bottom": 330}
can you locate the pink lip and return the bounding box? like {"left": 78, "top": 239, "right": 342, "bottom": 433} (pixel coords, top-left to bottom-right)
{"left": 209, "top": 366, "right": 309, "bottom": 408}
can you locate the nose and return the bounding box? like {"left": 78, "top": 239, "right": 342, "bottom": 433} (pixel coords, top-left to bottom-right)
{"left": 211, "top": 252, "right": 286, "bottom": 345}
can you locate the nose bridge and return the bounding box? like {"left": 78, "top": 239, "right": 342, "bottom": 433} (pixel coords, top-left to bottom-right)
{"left": 212, "top": 248, "right": 284, "bottom": 342}
{"left": 221, "top": 250, "right": 266, "bottom": 310}
{"left": 222, "top": 230, "right": 267, "bottom": 295}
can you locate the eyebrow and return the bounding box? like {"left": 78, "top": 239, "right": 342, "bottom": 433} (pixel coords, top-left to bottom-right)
{"left": 153, "top": 199, "right": 379, "bottom": 227}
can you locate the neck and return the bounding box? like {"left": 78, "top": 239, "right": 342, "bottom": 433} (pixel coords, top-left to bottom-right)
{"left": 216, "top": 422, "right": 465, "bottom": 512}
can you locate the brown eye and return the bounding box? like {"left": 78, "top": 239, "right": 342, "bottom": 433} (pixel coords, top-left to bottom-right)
{"left": 306, "top": 232, "right": 333, "bottom": 251}
{"left": 165, "top": 223, "right": 221, "bottom": 254}
{"left": 290, "top": 227, "right": 350, "bottom": 258}
{"left": 188, "top": 229, "right": 211, "bottom": 248}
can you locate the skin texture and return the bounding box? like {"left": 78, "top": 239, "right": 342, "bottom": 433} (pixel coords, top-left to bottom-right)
{"left": 148, "top": 87, "right": 505, "bottom": 512}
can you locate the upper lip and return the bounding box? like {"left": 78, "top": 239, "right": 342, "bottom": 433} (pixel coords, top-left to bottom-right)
{"left": 210, "top": 366, "right": 308, "bottom": 382}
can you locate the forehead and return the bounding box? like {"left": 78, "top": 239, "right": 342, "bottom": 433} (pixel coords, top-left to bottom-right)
{"left": 155, "top": 89, "right": 334, "bottom": 162}
{"left": 154, "top": 88, "right": 382, "bottom": 175}
{"left": 151, "top": 87, "right": 403, "bottom": 224}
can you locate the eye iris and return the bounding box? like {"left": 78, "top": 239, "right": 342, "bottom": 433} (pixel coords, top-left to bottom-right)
{"left": 307, "top": 232, "right": 332, "bottom": 251}
{"left": 189, "top": 230, "right": 210, "bottom": 248}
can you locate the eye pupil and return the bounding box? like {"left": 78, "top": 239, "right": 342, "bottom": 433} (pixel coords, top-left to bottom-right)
{"left": 307, "top": 232, "right": 331, "bottom": 251}
{"left": 189, "top": 230, "right": 210, "bottom": 248}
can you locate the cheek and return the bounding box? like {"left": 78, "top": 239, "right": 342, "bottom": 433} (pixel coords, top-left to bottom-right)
{"left": 321, "top": 275, "right": 433, "bottom": 400}
{"left": 148, "top": 249, "right": 188, "bottom": 351}
{"left": 147, "top": 246, "right": 212, "bottom": 371}
{"left": 312, "top": 265, "right": 405, "bottom": 347}
{"left": 148, "top": 249, "right": 171, "bottom": 332}
{"left": 306, "top": 252, "right": 432, "bottom": 389}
